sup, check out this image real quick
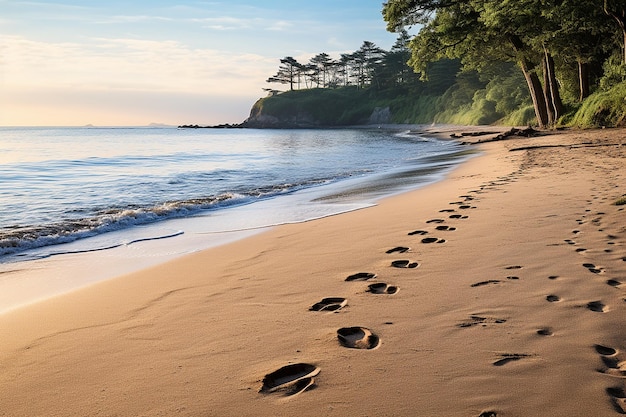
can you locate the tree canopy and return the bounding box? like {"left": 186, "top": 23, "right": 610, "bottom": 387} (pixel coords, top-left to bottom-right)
{"left": 266, "top": 41, "right": 393, "bottom": 91}
{"left": 382, "top": 0, "right": 624, "bottom": 128}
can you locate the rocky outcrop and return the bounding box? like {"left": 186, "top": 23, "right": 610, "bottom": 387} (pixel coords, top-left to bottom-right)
{"left": 242, "top": 107, "right": 321, "bottom": 129}
{"left": 368, "top": 107, "right": 391, "bottom": 125}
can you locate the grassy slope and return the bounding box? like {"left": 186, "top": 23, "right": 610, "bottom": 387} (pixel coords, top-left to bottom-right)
{"left": 250, "top": 88, "right": 377, "bottom": 126}
{"left": 569, "top": 82, "right": 626, "bottom": 127}
{"left": 250, "top": 87, "right": 464, "bottom": 126}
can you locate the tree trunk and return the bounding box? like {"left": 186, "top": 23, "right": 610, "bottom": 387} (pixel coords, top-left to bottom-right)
{"left": 520, "top": 59, "right": 549, "bottom": 128}
{"left": 542, "top": 56, "right": 555, "bottom": 126}
{"left": 509, "top": 35, "right": 549, "bottom": 128}
{"left": 578, "top": 60, "right": 590, "bottom": 102}
{"left": 604, "top": 2, "right": 626, "bottom": 64}
{"left": 620, "top": 28, "right": 626, "bottom": 64}
{"left": 544, "top": 49, "right": 563, "bottom": 122}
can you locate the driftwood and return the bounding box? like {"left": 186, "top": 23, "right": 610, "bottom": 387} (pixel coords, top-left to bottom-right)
{"left": 454, "top": 127, "right": 541, "bottom": 144}
{"left": 449, "top": 131, "right": 500, "bottom": 138}
{"left": 510, "top": 142, "right": 624, "bottom": 152}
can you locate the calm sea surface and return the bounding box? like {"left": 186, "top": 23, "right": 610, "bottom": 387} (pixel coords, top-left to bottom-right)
{"left": 0, "top": 126, "right": 472, "bottom": 262}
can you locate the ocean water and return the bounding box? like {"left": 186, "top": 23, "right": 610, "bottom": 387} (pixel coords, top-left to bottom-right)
{"left": 0, "top": 126, "right": 472, "bottom": 263}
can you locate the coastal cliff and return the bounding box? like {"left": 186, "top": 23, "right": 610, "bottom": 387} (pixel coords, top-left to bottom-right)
{"left": 241, "top": 88, "right": 392, "bottom": 128}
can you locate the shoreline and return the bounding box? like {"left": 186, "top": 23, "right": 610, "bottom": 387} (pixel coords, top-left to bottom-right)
{"left": 0, "top": 127, "right": 472, "bottom": 314}
{"left": 0, "top": 127, "right": 624, "bottom": 416}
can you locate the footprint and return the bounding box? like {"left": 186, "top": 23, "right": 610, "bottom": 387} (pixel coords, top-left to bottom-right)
{"left": 310, "top": 297, "right": 347, "bottom": 312}
{"left": 607, "top": 279, "right": 623, "bottom": 288}
{"left": 426, "top": 219, "right": 445, "bottom": 224}
{"left": 470, "top": 280, "right": 502, "bottom": 288}
{"left": 421, "top": 237, "right": 445, "bottom": 244}
{"left": 595, "top": 344, "right": 618, "bottom": 356}
{"left": 564, "top": 239, "right": 576, "bottom": 245}
{"left": 576, "top": 248, "right": 588, "bottom": 253}
{"left": 457, "top": 315, "right": 507, "bottom": 328}
{"left": 449, "top": 214, "right": 469, "bottom": 219}
{"left": 505, "top": 265, "right": 523, "bottom": 270}
{"left": 391, "top": 260, "right": 419, "bottom": 269}
{"left": 439, "top": 209, "right": 456, "bottom": 213}
{"left": 537, "top": 328, "right": 554, "bottom": 336}
{"left": 587, "top": 301, "right": 608, "bottom": 313}
{"left": 583, "top": 263, "right": 604, "bottom": 274}
{"left": 345, "top": 272, "right": 377, "bottom": 282}
{"left": 600, "top": 358, "right": 626, "bottom": 379}
{"left": 408, "top": 230, "right": 428, "bottom": 236}
{"left": 337, "top": 327, "right": 380, "bottom": 349}
{"left": 506, "top": 276, "right": 520, "bottom": 280}
{"left": 548, "top": 275, "right": 559, "bottom": 280}
{"left": 596, "top": 345, "right": 626, "bottom": 379}
{"left": 386, "top": 246, "right": 410, "bottom": 254}
{"left": 435, "top": 225, "right": 456, "bottom": 231}
{"left": 606, "top": 387, "right": 626, "bottom": 414}
{"left": 493, "top": 353, "right": 531, "bottom": 366}
{"left": 259, "top": 363, "right": 320, "bottom": 395}
{"left": 546, "top": 295, "right": 561, "bottom": 302}
{"left": 367, "top": 283, "right": 398, "bottom": 295}
{"left": 478, "top": 411, "right": 497, "bottom": 417}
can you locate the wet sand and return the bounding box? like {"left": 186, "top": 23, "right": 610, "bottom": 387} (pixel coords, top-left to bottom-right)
{"left": 0, "top": 127, "right": 624, "bottom": 417}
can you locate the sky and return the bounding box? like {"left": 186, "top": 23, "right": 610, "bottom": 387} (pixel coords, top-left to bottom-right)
{"left": 0, "top": 1, "right": 401, "bottom": 126}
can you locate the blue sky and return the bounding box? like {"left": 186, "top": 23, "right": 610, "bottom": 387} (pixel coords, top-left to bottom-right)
{"left": 0, "top": 1, "right": 400, "bottom": 126}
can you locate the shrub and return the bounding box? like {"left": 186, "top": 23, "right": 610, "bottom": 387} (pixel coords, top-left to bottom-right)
{"left": 570, "top": 81, "right": 626, "bottom": 128}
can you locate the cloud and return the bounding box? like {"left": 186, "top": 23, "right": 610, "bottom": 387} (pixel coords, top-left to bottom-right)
{"left": 1, "top": 35, "right": 275, "bottom": 95}
{"left": 0, "top": 35, "right": 276, "bottom": 125}
{"left": 190, "top": 16, "right": 296, "bottom": 32}
{"left": 266, "top": 20, "right": 293, "bottom": 31}
{"left": 191, "top": 16, "right": 256, "bottom": 30}
{"left": 98, "top": 15, "right": 174, "bottom": 24}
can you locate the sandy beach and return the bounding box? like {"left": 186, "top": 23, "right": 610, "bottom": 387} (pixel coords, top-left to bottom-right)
{"left": 0, "top": 127, "right": 624, "bottom": 417}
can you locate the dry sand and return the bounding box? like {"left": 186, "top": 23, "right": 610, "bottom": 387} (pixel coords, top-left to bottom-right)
{"left": 0, "top": 127, "right": 624, "bottom": 417}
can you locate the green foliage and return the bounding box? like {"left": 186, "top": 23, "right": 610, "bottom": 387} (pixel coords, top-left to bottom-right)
{"left": 389, "top": 95, "right": 439, "bottom": 123}
{"left": 600, "top": 53, "right": 626, "bottom": 90}
{"left": 484, "top": 68, "right": 531, "bottom": 115}
{"left": 382, "top": 0, "right": 626, "bottom": 128}
{"left": 260, "top": 0, "right": 626, "bottom": 130}
{"left": 570, "top": 81, "right": 626, "bottom": 127}
{"left": 423, "top": 60, "right": 464, "bottom": 95}
{"left": 252, "top": 88, "right": 375, "bottom": 126}
{"left": 499, "top": 105, "right": 537, "bottom": 126}
{"left": 254, "top": 59, "right": 534, "bottom": 127}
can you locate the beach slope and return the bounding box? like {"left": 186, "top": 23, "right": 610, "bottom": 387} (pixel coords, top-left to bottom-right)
{"left": 0, "top": 128, "right": 624, "bottom": 417}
